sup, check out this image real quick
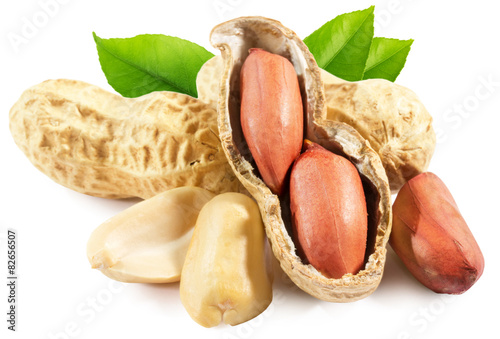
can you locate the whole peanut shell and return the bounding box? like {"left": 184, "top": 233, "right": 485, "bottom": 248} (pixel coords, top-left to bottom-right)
{"left": 390, "top": 172, "right": 484, "bottom": 294}
{"left": 9, "top": 79, "right": 242, "bottom": 199}
{"left": 321, "top": 71, "right": 435, "bottom": 193}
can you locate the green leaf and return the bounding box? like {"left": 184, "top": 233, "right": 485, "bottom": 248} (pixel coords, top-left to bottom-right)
{"left": 93, "top": 32, "right": 214, "bottom": 98}
{"left": 304, "top": 6, "right": 375, "bottom": 81}
{"left": 362, "top": 37, "right": 413, "bottom": 81}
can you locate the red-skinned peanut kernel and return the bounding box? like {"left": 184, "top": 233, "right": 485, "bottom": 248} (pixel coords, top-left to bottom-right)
{"left": 390, "top": 172, "right": 485, "bottom": 294}
{"left": 240, "top": 48, "right": 303, "bottom": 196}
{"left": 290, "top": 140, "right": 368, "bottom": 279}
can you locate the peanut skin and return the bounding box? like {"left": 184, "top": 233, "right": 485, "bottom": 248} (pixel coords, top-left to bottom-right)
{"left": 390, "top": 172, "right": 484, "bottom": 294}
{"left": 290, "top": 140, "right": 368, "bottom": 279}
{"left": 240, "top": 48, "right": 303, "bottom": 195}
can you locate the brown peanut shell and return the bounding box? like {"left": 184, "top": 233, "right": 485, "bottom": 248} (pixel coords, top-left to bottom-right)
{"left": 211, "top": 16, "right": 392, "bottom": 302}
{"left": 321, "top": 71, "right": 436, "bottom": 193}
{"left": 9, "top": 79, "right": 243, "bottom": 199}
{"left": 197, "top": 56, "right": 224, "bottom": 109}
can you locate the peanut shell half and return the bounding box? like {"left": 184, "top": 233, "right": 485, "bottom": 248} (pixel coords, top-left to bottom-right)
{"left": 211, "top": 16, "right": 392, "bottom": 302}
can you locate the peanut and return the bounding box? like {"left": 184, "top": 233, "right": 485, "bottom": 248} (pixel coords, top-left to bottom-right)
{"left": 180, "top": 193, "right": 273, "bottom": 327}
{"left": 321, "top": 70, "right": 435, "bottom": 193}
{"left": 212, "top": 16, "right": 392, "bottom": 302}
{"left": 87, "top": 186, "right": 215, "bottom": 283}
{"left": 240, "top": 48, "right": 303, "bottom": 195}
{"left": 197, "top": 56, "right": 224, "bottom": 109}
{"left": 290, "top": 140, "right": 368, "bottom": 279}
{"left": 9, "top": 79, "right": 242, "bottom": 199}
{"left": 390, "top": 172, "right": 484, "bottom": 294}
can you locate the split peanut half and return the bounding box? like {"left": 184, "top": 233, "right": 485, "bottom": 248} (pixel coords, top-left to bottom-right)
{"left": 87, "top": 186, "right": 215, "bottom": 283}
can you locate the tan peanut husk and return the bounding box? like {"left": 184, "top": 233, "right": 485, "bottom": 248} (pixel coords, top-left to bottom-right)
{"left": 211, "top": 16, "right": 392, "bottom": 302}
{"left": 9, "top": 79, "right": 243, "bottom": 199}
{"left": 320, "top": 71, "right": 435, "bottom": 193}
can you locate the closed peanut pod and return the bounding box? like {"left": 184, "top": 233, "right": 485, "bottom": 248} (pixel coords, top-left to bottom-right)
{"left": 197, "top": 56, "right": 224, "bottom": 109}
{"left": 87, "top": 186, "right": 215, "bottom": 283}
{"left": 321, "top": 70, "right": 435, "bottom": 193}
{"left": 211, "top": 17, "right": 391, "bottom": 302}
{"left": 9, "top": 79, "right": 243, "bottom": 199}
{"left": 180, "top": 193, "right": 273, "bottom": 327}
{"left": 390, "top": 172, "right": 484, "bottom": 294}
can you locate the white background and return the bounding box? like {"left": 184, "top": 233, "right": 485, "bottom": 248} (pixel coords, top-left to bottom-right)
{"left": 1, "top": 0, "right": 499, "bottom": 338}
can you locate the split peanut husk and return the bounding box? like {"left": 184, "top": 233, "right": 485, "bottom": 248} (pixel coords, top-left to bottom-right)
{"left": 211, "top": 16, "right": 392, "bottom": 302}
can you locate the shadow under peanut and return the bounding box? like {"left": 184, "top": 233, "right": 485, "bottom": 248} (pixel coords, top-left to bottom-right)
{"left": 270, "top": 254, "right": 319, "bottom": 309}
{"left": 130, "top": 282, "right": 183, "bottom": 316}
{"left": 371, "top": 247, "right": 433, "bottom": 301}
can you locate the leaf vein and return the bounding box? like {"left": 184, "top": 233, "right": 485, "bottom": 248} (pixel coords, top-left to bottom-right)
{"left": 96, "top": 37, "right": 188, "bottom": 95}
{"left": 323, "top": 10, "right": 373, "bottom": 72}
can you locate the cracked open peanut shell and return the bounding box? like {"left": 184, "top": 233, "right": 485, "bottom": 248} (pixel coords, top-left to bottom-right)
{"left": 210, "top": 16, "right": 392, "bottom": 302}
